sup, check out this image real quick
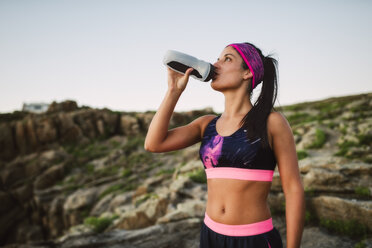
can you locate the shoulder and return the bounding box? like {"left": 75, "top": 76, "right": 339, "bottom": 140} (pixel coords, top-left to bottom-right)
{"left": 267, "top": 111, "right": 292, "bottom": 135}
{"left": 193, "top": 114, "right": 218, "bottom": 137}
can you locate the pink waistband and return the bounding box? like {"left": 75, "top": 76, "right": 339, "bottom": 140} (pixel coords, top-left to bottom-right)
{"left": 204, "top": 212, "right": 274, "bottom": 236}
{"left": 205, "top": 167, "right": 274, "bottom": 181}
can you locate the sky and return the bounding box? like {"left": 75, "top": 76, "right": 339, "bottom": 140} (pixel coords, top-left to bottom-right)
{"left": 1, "top": 0, "right": 371, "bottom": 114}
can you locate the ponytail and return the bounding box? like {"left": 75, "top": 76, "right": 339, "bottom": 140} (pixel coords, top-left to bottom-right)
{"left": 239, "top": 43, "right": 278, "bottom": 149}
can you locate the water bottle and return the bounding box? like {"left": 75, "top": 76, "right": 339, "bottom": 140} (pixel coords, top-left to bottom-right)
{"left": 163, "top": 50, "right": 216, "bottom": 82}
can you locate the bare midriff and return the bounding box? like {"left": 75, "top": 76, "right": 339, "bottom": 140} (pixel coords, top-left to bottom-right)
{"left": 206, "top": 178, "right": 272, "bottom": 225}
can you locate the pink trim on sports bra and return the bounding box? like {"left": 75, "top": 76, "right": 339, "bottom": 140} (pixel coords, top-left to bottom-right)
{"left": 205, "top": 167, "right": 274, "bottom": 181}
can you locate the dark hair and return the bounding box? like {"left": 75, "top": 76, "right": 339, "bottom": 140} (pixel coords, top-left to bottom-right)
{"left": 237, "top": 42, "right": 278, "bottom": 149}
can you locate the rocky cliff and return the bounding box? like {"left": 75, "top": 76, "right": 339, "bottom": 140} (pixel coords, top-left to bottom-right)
{"left": 0, "top": 93, "right": 371, "bottom": 248}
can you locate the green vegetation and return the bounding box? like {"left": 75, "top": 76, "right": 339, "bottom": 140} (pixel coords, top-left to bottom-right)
{"left": 63, "top": 139, "right": 111, "bottom": 163}
{"left": 126, "top": 152, "right": 153, "bottom": 168}
{"left": 84, "top": 215, "right": 119, "bottom": 233}
{"left": 296, "top": 150, "right": 308, "bottom": 160}
{"left": 334, "top": 141, "right": 358, "bottom": 157}
{"left": 354, "top": 241, "right": 367, "bottom": 248}
{"left": 335, "top": 134, "right": 372, "bottom": 160}
{"left": 96, "top": 165, "right": 121, "bottom": 177}
{"left": 123, "top": 136, "right": 145, "bottom": 155}
{"left": 110, "top": 139, "right": 121, "bottom": 148}
{"left": 319, "top": 218, "right": 369, "bottom": 238}
{"left": 326, "top": 121, "right": 337, "bottom": 129}
{"left": 286, "top": 112, "right": 317, "bottom": 126}
{"left": 305, "top": 210, "right": 316, "bottom": 224}
{"left": 99, "top": 182, "right": 136, "bottom": 200}
{"left": 156, "top": 168, "right": 175, "bottom": 176}
{"left": 189, "top": 168, "right": 207, "bottom": 184}
{"left": 121, "top": 168, "right": 132, "bottom": 178}
{"left": 304, "top": 187, "right": 316, "bottom": 196}
{"left": 134, "top": 193, "right": 158, "bottom": 207}
{"left": 305, "top": 129, "right": 327, "bottom": 149}
{"left": 358, "top": 134, "right": 372, "bottom": 146}
{"left": 354, "top": 186, "right": 370, "bottom": 197}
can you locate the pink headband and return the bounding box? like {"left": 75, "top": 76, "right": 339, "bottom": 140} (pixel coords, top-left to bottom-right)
{"left": 227, "top": 43, "right": 264, "bottom": 89}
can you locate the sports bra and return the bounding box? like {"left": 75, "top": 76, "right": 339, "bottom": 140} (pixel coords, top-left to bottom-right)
{"left": 199, "top": 115, "right": 277, "bottom": 181}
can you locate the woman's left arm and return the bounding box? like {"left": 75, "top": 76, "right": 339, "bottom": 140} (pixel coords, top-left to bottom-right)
{"left": 268, "top": 112, "right": 305, "bottom": 248}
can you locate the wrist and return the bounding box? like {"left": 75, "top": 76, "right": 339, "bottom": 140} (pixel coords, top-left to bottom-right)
{"left": 166, "top": 88, "right": 183, "bottom": 97}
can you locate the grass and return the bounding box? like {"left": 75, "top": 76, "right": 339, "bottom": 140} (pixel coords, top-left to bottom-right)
{"left": 121, "top": 168, "right": 132, "bottom": 178}
{"left": 156, "top": 168, "right": 175, "bottom": 176}
{"left": 126, "top": 152, "right": 153, "bottom": 168}
{"left": 305, "top": 129, "right": 327, "bottom": 149}
{"left": 334, "top": 134, "right": 371, "bottom": 159}
{"left": 334, "top": 141, "right": 358, "bottom": 157}
{"left": 286, "top": 112, "right": 317, "bottom": 125}
{"left": 319, "top": 218, "right": 369, "bottom": 238}
{"left": 305, "top": 210, "right": 317, "bottom": 224}
{"left": 98, "top": 182, "right": 136, "bottom": 200}
{"left": 297, "top": 150, "right": 308, "bottom": 160}
{"left": 123, "top": 136, "right": 146, "bottom": 155}
{"left": 354, "top": 186, "right": 371, "bottom": 197}
{"left": 84, "top": 215, "right": 119, "bottom": 233}
{"left": 63, "top": 139, "right": 111, "bottom": 164}
{"left": 354, "top": 241, "right": 367, "bottom": 248}
{"left": 134, "top": 193, "right": 158, "bottom": 207}
{"left": 189, "top": 168, "right": 207, "bottom": 184}
{"left": 358, "top": 134, "right": 372, "bottom": 146}
{"left": 304, "top": 187, "right": 316, "bottom": 196}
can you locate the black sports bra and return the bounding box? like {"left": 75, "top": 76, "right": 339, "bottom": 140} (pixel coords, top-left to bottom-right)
{"left": 199, "top": 115, "right": 277, "bottom": 181}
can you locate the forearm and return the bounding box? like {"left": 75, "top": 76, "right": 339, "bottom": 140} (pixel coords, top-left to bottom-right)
{"left": 144, "top": 89, "right": 182, "bottom": 150}
{"left": 285, "top": 186, "right": 305, "bottom": 248}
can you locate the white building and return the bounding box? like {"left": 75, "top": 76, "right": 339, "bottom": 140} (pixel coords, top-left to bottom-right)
{"left": 22, "top": 102, "right": 50, "bottom": 114}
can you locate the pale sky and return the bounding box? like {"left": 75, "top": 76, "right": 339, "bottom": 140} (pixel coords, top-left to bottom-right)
{"left": 1, "top": 0, "right": 371, "bottom": 114}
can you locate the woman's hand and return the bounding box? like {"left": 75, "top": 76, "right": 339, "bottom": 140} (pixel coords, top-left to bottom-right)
{"left": 167, "top": 67, "right": 194, "bottom": 93}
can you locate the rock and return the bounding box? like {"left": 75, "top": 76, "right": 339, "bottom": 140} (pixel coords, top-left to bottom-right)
{"left": 47, "top": 100, "right": 78, "bottom": 114}
{"left": 301, "top": 226, "right": 354, "bottom": 248}
{"left": 114, "top": 195, "right": 168, "bottom": 230}
{"left": 48, "top": 195, "right": 66, "bottom": 238}
{"left": 303, "top": 168, "right": 347, "bottom": 192}
{"left": 63, "top": 188, "right": 100, "bottom": 226}
{"left": 13, "top": 220, "right": 44, "bottom": 244}
{"left": 14, "top": 120, "right": 28, "bottom": 154}
{"left": 64, "top": 188, "right": 99, "bottom": 212}
{"left": 34, "top": 163, "right": 65, "bottom": 190}
{"left": 34, "top": 117, "right": 58, "bottom": 145}
{"left": 120, "top": 115, "right": 140, "bottom": 135}
{"left": 90, "top": 192, "right": 117, "bottom": 217}
{"left": 57, "top": 218, "right": 202, "bottom": 248}
{"left": 132, "top": 185, "right": 148, "bottom": 202}
{"left": 108, "top": 192, "right": 133, "bottom": 212}
{"left": 157, "top": 199, "right": 205, "bottom": 224}
{"left": 301, "top": 162, "right": 372, "bottom": 193}
{"left": 308, "top": 196, "right": 372, "bottom": 230}
{"left": 55, "top": 112, "right": 84, "bottom": 143}
{"left": 0, "top": 123, "right": 16, "bottom": 161}
{"left": 297, "top": 126, "right": 327, "bottom": 149}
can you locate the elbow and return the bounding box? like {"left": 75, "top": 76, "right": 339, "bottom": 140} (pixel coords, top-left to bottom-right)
{"left": 144, "top": 142, "right": 152, "bottom": 152}
{"left": 144, "top": 141, "right": 157, "bottom": 153}
{"left": 283, "top": 180, "right": 305, "bottom": 197}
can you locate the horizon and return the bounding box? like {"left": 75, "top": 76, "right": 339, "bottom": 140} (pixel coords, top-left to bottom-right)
{"left": 10, "top": 90, "right": 371, "bottom": 115}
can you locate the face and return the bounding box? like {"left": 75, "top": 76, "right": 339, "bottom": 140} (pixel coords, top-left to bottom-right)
{"left": 211, "top": 46, "right": 252, "bottom": 91}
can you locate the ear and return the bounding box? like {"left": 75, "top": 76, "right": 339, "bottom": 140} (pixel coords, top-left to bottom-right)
{"left": 243, "top": 69, "right": 253, "bottom": 80}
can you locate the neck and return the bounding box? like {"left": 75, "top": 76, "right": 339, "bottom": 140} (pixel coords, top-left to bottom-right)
{"left": 222, "top": 88, "right": 252, "bottom": 119}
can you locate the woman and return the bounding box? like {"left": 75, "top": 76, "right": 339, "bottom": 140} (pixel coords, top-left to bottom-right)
{"left": 144, "top": 42, "right": 305, "bottom": 248}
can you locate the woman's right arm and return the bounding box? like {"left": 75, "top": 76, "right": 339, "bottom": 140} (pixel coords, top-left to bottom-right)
{"left": 144, "top": 67, "right": 206, "bottom": 153}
